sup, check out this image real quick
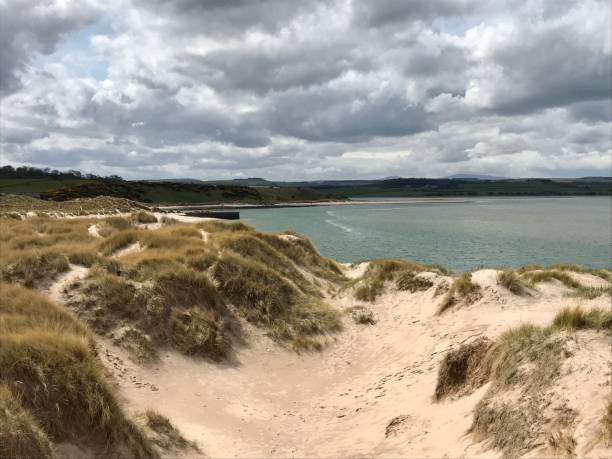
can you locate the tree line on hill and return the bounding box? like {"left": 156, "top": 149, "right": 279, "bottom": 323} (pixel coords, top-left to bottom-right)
{"left": 0, "top": 165, "right": 123, "bottom": 181}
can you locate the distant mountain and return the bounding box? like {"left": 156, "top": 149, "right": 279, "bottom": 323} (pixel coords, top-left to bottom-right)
{"left": 446, "top": 173, "right": 507, "bottom": 181}
{"left": 575, "top": 177, "right": 612, "bottom": 182}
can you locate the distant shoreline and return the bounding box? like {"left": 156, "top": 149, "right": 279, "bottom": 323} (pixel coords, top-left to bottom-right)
{"left": 158, "top": 197, "right": 473, "bottom": 211}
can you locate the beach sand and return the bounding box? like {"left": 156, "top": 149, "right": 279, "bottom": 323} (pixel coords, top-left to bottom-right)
{"left": 48, "top": 261, "right": 611, "bottom": 458}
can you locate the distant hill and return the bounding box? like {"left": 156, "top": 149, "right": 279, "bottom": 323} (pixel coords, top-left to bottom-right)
{"left": 0, "top": 167, "right": 342, "bottom": 204}
{"left": 381, "top": 175, "right": 403, "bottom": 180}
{"left": 149, "top": 178, "right": 207, "bottom": 184}
{"left": 445, "top": 173, "right": 508, "bottom": 180}
{"left": 187, "top": 177, "right": 277, "bottom": 186}
{"left": 2, "top": 165, "right": 610, "bottom": 201}
{"left": 304, "top": 177, "right": 612, "bottom": 197}
{"left": 149, "top": 177, "right": 278, "bottom": 186}
{"left": 0, "top": 178, "right": 341, "bottom": 205}
{"left": 575, "top": 177, "right": 612, "bottom": 182}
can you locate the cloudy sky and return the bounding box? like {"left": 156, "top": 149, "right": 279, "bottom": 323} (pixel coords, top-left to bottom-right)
{"left": 1, "top": 0, "right": 611, "bottom": 180}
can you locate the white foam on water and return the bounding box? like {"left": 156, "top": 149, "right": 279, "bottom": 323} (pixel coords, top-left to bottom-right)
{"left": 325, "top": 218, "right": 354, "bottom": 233}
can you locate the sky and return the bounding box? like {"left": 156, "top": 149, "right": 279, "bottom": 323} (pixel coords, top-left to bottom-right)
{"left": 0, "top": 0, "right": 611, "bottom": 180}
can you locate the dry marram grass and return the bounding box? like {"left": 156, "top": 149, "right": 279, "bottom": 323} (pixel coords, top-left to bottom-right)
{"left": 438, "top": 272, "right": 481, "bottom": 314}
{"left": 0, "top": 282, "right": 157, "bottom": 458}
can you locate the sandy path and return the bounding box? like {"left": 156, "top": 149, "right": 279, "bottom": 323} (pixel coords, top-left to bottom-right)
{"left": 112, "top": 242, "right": 143, "bottom": 258}
{"left": 95, "top": 270, "right": 611, "bottom": 458}
{"left": 46, "top": 264, "right": 89, "bottom": 303}
{"left": 87, "top": 224, "right": 101, "bottom": 238}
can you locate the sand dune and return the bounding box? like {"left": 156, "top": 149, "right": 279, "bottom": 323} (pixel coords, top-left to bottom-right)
{"left": 50, "top": 263, "right": 611, "bottom": 458}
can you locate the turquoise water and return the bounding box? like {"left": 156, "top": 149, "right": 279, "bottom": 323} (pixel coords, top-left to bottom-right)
{"left": 241, "top": 197, "right": 612, "bottom": 271}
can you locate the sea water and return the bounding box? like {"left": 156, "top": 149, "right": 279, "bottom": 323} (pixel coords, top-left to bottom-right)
{"left": 241, "top": 196, "right": 612, "bottom": 271}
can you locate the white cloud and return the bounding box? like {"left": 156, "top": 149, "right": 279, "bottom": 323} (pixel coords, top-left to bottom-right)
{"left": 0, "top": 0, "right": 610, "bottom": 179}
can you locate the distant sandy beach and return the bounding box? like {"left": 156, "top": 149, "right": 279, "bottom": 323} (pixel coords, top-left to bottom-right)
{"left": 158, "top": 197, "right": 473, "bottom": 212}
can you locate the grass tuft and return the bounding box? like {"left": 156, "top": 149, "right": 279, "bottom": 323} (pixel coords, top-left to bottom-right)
{"left": 396, "top": 271, "right": 434, "bottom": 293}
{"left": 99, "top": 230, "right": 140, "bottom": 256}
{"left": 1, "top": 251, "right": 69, "bottom": 287}
{"left": 214, "top": 232, "right": 312, "bottom": 293}
{"left": 567, "top": 285, "right": 612, "bottom": 299}
{"left": 0, "top": 385, "right": 53, "bottom": 459}
{"left": 105, "top": 216, "right": 134, "bottom": 230}
{"left": 518, "top": 263, "right": 612, "bottom": 282}
{"left": 212, "top": 252, "right": 341, "bottom": 350}
{"left": 134, "top": 211, "right": 158, "bottom": 224}
{"left": 144, "top": 410, "right": 197, "bottom": 451}
{"left": 497, "top": 270, "right": 529, "bottom": 295}
{"left": 67, "top": 250, "right": 100, "bottom": 267}
{"left": 487, "top": 324, "right": 565, "bottom": 389}
{"left": 114, "top": 328, "right": 159, "bottom": 363}
{"left": 469, "top": 325, "right": 568, "bottom": 459}
{"left": 153, "top": 268, "right": 222, "bottom": 312}
{"left": 212, "top": 252, "right": 300, "bottom": 322}
{"left": 0, "top": 283, "right": 157, "bottom": 458}
{"left": 345, "top": 306, "right": 376, "bottom": 325}
{"left": 258, "top": 232, "right": 346, "bottom": 283}
{"left": 352, "top": 259, "right": 439, "bottom": 302}
{"left": 73, "top": 268, "right": 230, "bottom": 361}
{"left": 522, "top": 270, "right": 582, "bottom": 289}
{"left": 603, "top": 399, "right": 612, "bottom": 445}
{"left": 160, "top": 216, "right": 178, "bottom": 225}
{"left": 438, "top": 273, "right": 481, "bottom": 314}
{"left": 168, "top": 308, "right": 229, "bottom": 360}
{"left": 471, "top": 400, "right": 536, "bottom": 459}
{"left": 197, "top": 220, "right": 255, "bottom": 233}
{"left": 79, "top": 272, "right": 147, "bottom": 328}
{"left": 433, "top": 307, "right": 611, "bottom": 459}
{"left": 551, "top": 306, "right": 612, "bottom": 332}
{"left": 434, "top": 338, "right": 491, "bottom": 401}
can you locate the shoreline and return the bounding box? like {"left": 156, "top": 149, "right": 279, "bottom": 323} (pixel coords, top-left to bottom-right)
{"left": 156, "top": 195, "right": 609, "bottom": 212}
{"left": 158, "top": 197, "right": 473, "bottom": 211}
